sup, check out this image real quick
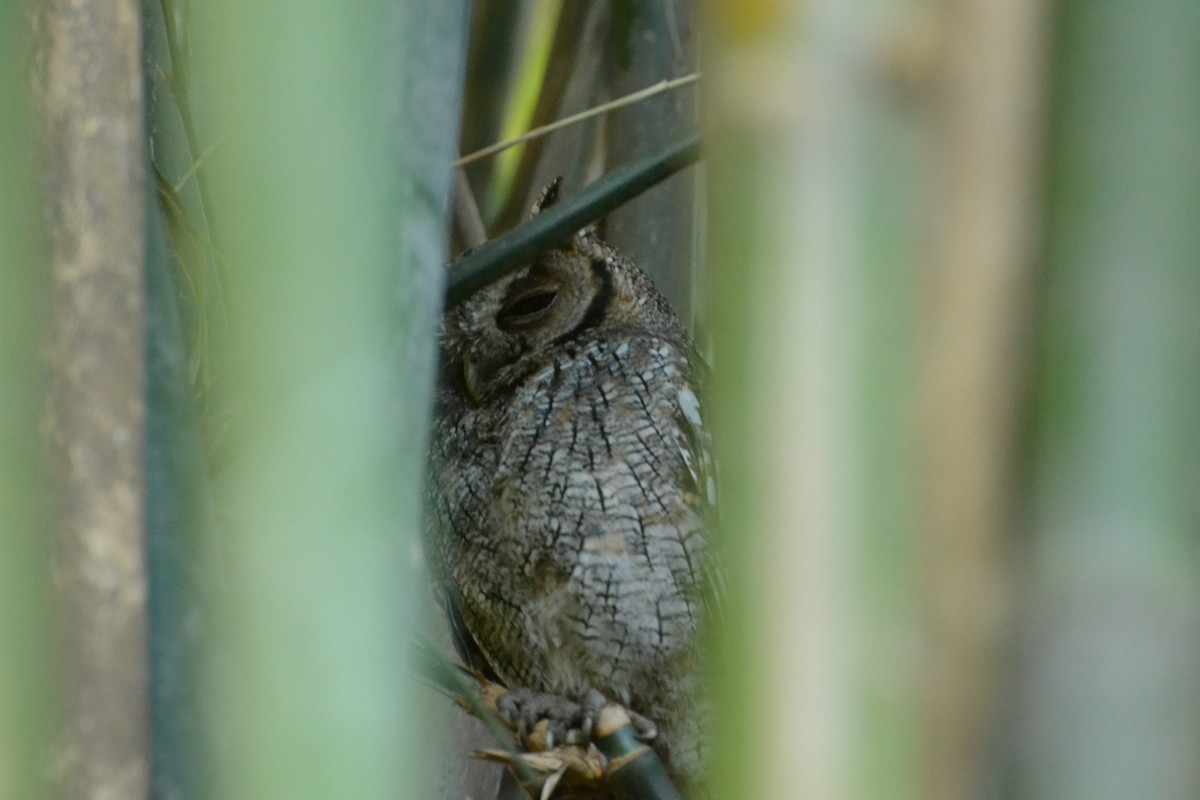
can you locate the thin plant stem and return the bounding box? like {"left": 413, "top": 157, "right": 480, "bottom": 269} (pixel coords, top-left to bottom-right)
{"left": 446, "top": 130, "right": 701, "bottom": 307}
{"left": 456, "top": 73, "right": 701, "bottom": 167}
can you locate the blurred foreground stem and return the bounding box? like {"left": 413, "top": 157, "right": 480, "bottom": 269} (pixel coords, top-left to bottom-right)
{"left": 194, "top": 2, "right": 467, "bottom": 798}
{"left": 1016, "top": 1, "right": 1200, "bottom": 797}
{"left": 0, "top": 8, "right": 52, "bottom": 800}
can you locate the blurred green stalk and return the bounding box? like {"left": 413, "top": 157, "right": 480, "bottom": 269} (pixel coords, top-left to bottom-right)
{"left": 194, "top": 2, "right": 464, "bottom": 798}
{"left": 1018, "top": 0, "right": 1200, "bottom": 797}
{"left": 0, "top": 8, "right": 52, "bottom": 800}
{"left": 706, "top": 2, "right": 922, "bottom": 798}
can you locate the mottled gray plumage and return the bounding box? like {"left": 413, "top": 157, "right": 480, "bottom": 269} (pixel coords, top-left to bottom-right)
{"left": 427, "top": 184, "right": 714, "bottom": 791}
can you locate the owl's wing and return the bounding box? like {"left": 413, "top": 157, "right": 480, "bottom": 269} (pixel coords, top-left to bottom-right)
{"left": 675, "top": 358, "right": 724, "bottom": 621}
{"left": 443, "top": 588, "right": 503, "bottom": 682}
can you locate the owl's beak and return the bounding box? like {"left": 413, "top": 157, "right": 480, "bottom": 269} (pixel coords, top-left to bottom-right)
{"left": 462, "top": 356, "right": 484, "bottom": 407}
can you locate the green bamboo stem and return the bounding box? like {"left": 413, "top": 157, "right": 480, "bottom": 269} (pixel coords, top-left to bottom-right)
{"left": 0, "top": 9, "right": 52, "bottom": 800}
{"left": 446, "top": 130, "right": 702, "bottom": 307}
{"left": 193, "top": 2, "right": 468, "bottom": 797}
{"left": 1016, "top": 0, "right": 1200, "bottom": 795}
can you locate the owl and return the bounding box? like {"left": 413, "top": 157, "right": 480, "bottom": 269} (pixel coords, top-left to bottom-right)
{"left": 426, "top": 181, "right": 715, "bottom": 793}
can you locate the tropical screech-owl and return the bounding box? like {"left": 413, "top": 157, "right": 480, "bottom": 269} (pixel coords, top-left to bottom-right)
{"left": 426, "top": 182, "right": 715, "bottom": 792}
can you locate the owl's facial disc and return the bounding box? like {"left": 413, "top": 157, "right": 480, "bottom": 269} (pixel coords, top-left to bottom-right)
{"left": 456, "top": 252, "right": 606, "bottom": 404}
{"left": 459, "top": 271, "right": 563, "bottom": 405}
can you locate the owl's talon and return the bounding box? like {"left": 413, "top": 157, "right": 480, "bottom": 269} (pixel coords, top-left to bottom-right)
{"left": 627, "top": 709, "right": 658, "bottom": 742}
{"left": 496, "top": 686, "right": 643, "bottom": 754}
{"left": 497, "top": 687, "right": 587, "bottom": 752}
{"left": 579, "top": 688, "right": 609, "bottom": 740}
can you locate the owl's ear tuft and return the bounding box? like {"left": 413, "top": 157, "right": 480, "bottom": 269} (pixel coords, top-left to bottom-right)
{"left": 531, "top": 177, "right": 564, "bottom": 217}
{"left": 531, "top": 177, "right": 599, "bottom": 254}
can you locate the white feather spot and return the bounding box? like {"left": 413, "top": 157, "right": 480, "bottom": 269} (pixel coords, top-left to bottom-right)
{"left": 678, "top": 386, "right": 702, "bottom": 427}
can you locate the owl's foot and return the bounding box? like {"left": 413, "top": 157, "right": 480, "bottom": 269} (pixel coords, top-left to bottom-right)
{"left": 476, "top": 684, "right": 681, "bottom": 799}
{"left": 496, "top": 687, "right": 657, "bottom": 752}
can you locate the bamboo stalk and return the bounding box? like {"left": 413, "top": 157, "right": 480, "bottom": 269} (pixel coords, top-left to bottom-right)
{"left": 37, "top": 0, "right": 151, "bottom": 796}
{"left": 193, "top": 2, "right": 468, "bottom": 797}
{"left": 1015, "top": 1, "right": 1200, "bottom": 795}
{"left": 446, "top": 131, "right": 702, "bottom": 307}
{"left": 706, "top": 2, "right": 870, "bottom": 797}
{"left": 0, "top": 9, "right": 53, "bottom": 800}
{"left": 918, "top": 1, "right": 1047, "bottom": 797}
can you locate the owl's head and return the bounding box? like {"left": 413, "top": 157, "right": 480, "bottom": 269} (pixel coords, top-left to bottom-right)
{"left": 441, "top": 184, "right": 684, "bottom": 407}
